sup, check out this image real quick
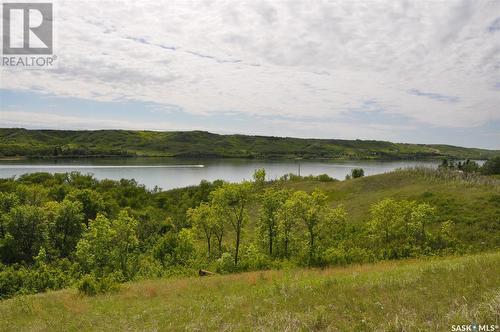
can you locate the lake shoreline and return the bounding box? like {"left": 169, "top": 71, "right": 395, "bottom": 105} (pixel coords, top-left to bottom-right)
{"left": 0, "top": 155, "right": 453, "bottom": 162}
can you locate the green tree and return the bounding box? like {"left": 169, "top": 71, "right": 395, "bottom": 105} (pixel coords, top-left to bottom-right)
{"left": 288, "top": 190, "right": 328, "bottom": 265}
{"left": 258, "top": 188, "right": 290, "bottom": 256}
{"left": 367, "top": 199, "right": 401, "bottom": 245}
{"left": 210, "top": 182, "right": 252, "bottom": 265}
{"left": 481, "top": 157, "right": 500, "bottom": 175}
{"left": 76, "top": 211, "right": 138, "bottom": 279}
{"left": 1, "top": 205, "right": 47, "bottom": 263}
{"left": 253, "top": 168, "right": 266, "bottom": 190}
{"left": 45, "top": 199, "right": 84, "bottom": 258}
{"left": 153, "top": 229, "right": 194, "bottom": 267}
{"left": 67, "top": 189, "right": 106, "bottom": 223}
{"left": 276, "top": 198, "right": 298, "bottom": 258}
{"left": 351, "top": 168, "right": 365, "bottom": 178}
{"left": 187, "top": 202, "right": 216, "bottom": 256}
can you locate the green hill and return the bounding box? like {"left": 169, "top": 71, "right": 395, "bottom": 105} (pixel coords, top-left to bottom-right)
{"left": 1, "top": 251, "right": 499, "bottom": 331}
{"left": 1, "top": 128, "right": 499, "bottom": 160}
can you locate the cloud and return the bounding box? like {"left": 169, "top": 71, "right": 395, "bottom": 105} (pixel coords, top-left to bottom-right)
{"left": 408, "top": 89, "right": 460, "bottom": 103}
{"left": 1, "top": 0, "right": 499, "bottom": 135}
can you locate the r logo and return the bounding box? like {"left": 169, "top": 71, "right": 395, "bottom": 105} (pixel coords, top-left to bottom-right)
{"left": 2, "top": 3, "right": 53, "bottom": 54}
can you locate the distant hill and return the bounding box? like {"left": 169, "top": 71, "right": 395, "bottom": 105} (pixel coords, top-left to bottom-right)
{"left": 0, "top": 128, "right": 498, "bottom": 160}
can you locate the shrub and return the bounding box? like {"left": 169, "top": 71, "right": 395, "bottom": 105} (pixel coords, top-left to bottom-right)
{"left": 216, "top": 252, "right": 236, "bottom": 274}
{"left": 77, "top": 274, "right": 99, "bottom": 296}
{"left": 77, "top": 274, "right": 120, "bottom": 296}
{"left": 351, "top": 168, "right": 365, "bottom": 178}
{"left": 316, "top": 174, "right": 335, "bottom": 182}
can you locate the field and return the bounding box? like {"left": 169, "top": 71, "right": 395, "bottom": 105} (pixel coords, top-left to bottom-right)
{"left": 1, "top": 251, "right": 499, "bottom": 331}
{"left": 1, "top": 128, "right": 499, "bottom": 160}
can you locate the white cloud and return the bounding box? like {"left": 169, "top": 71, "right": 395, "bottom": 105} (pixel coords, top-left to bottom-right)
{"left": 1, "top": 0, "right": 499, "bottom": 129}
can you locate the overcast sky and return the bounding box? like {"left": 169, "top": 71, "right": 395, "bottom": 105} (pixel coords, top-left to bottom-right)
{"left": 1, "top": 0, "right": 499, "bottom": 148}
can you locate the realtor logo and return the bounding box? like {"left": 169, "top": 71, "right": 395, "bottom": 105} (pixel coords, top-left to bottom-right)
{"left": 2, "top": 3, "right": 53, "bottom": 54}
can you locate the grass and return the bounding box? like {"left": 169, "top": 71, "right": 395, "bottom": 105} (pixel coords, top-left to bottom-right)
{"left": 1, "top": 251, "right": 499, "bottom": 331}
{"left": 249, "top": 168, "right": 500, "bottom": 249}
{"left": 1, "top": 128, "right": 499, "bottom": 160}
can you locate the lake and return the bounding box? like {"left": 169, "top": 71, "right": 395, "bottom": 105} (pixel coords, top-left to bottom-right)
{"left": 0, "top": 158, "right": 440, "bottom": 190}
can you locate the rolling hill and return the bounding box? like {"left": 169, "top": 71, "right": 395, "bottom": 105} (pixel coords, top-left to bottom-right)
{"left": 1, "top": 128, "right": 499, "bottom": 160}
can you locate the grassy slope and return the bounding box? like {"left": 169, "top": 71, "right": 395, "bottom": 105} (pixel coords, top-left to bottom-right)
{"left": 1, "top": 252, "right": 499, "bottom": 331}
{"left": 240, "top": 169, "right": 500, "bottom": 248}
{"left": 1, "top": 128, "right": 499, "bottom": 160}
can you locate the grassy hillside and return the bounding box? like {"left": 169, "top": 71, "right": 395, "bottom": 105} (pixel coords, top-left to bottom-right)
{"left": 1, "top": 251, "right": 499, "bottom": 331}
{"left": 1, "top": 128, "right": 499, "bottom": 160}
{"left": 155, "top": 168, "right": 500, "bottom": 249}
{"left": 275, "top": 168, "right": 500, "bottom": 248}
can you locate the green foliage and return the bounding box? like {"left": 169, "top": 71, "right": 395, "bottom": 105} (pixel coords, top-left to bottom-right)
{"left": 77, "top": 274, "right": 120, "bottom": 296}
{"left": 1, "top": 205, "right": 47, "bottom": 263}
{"left": 1, "top": 128, "right": 499, "bottom": 160}
{"left": 257, "top": 188, "right": 291, "bottom": 256}
{"left": 481, "top": 156, "right": 500, "bottom": 175}
{"left": 187, "top": 202, "right": 216, "bottom": 256}
{"left": 367, "top": 199, "right": 437, "bottom": 258}
{"left": 45, "top": 199, "right": 84, "bottom": 258}
{"left": 210, "top": 182, "right": 253, "bottom": 265}
{"left": 350, "top": 168, "right": 365, "bottom": 178}
{"left": 0, "top": 167, "right": 497, "bottom": 300}
{"left": 252, "top": 168, "right": 266, "bottom": 188}
{"left": 76, "top": 211, "right": 139, "bottom": 279}
{"left": 153, "top": 229, "right": 195, "bottom": 267}
{"left": 215, "top": 252, "right": 236, "bottom": 274}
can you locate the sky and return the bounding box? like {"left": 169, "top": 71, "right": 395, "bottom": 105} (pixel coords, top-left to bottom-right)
{"left": 1, "top": 0, "right": 500, "bottom": 149}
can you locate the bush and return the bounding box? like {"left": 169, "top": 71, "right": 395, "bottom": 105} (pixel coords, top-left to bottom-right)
{"left": 322, "top": 247, "right": 372, "bottom": 266}
{"left": 316, "top": 174, "right": 335, "bottom": 182}
{"left": 351, "top": 168, "right": 365, "bottom": 178}
{"left": 240, "top": 244, "right": 271, "bottom": 271}
{"left": 77, "top": 274, "right": 120, "bottom": 296}
{"left": 77, "top": 274, "right": 99, "bottom": 296}
{"left": 216, "top": 252, "right": 236, "bottom": 274}
{"left": 481, "top": 157, "right": 500, "bottom": 175}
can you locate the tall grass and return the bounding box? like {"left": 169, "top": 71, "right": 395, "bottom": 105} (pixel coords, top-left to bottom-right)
{"left": 1, "top": 251, "right": 499, "bottom": 331}
{"left": 395, "top": 166, "right": 500, "bottom": 187}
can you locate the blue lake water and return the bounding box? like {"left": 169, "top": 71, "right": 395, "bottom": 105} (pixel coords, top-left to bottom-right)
{"left": 0, "top": 158, "right": 440, "bottom": 190}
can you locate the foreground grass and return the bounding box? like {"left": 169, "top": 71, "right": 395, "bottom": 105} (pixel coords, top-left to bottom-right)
{"left": 1, "top": 252, "right": 499, "bottom": 331}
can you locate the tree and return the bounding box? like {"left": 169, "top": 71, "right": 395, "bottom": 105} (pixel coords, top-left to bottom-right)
{"left": 351, "top": 168, "right": 365, "bottom": 178}
{"left": 408, "top": 202, "right": 435, "bottom": 245}
{"left": 287, "top": 190, "right": 328, "bottom": 265}
{"left": 210, "top": 182, "right": 252, "bottom": 265}
{"left": 253, "top": 168, "right": 266, "bottom": 190}
{"left": 153, "top": 229, "right": 194, "bottom": 267}
{"left": 1, "top": 205, "right": 47, "bottom": 263}
{"left": 319, "top": 205, "right": 348, "bottom": 249}
{"left": 367, "top": 199, "right": 436, "bottom": 258}
{"left": 481, "top": 157, "right": 500, "bottom": 175}
{"left": 0, "top": 192, "right": 19, "bottom": 238}
{"left": 460, "top": 159, "right": 480, "bottom": 173}
{"left": 212, "top": 204, "right": 226, "bottom": 255}
{"left": 367, "top": 199, "right": 401, "bottom": 245}
{"left": 76, "top": 210, "right": 138, "bottom": 279}
{"left": 76, "top": 214, "right": 116, "bottom": 277}
{"left": 276, "top": 198, "right": 298, "bottom": 258}
{"left": 258, "top": 188, "right": 290, "bottom": 256}
{"left": 187, "top": 202, "right": 216, "bottom": 256}
{"left": 45, "top": 199, "right": 84, "bottom": 258}
{"left": 66, "top": 189, "right": 106, "bottom": 223}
